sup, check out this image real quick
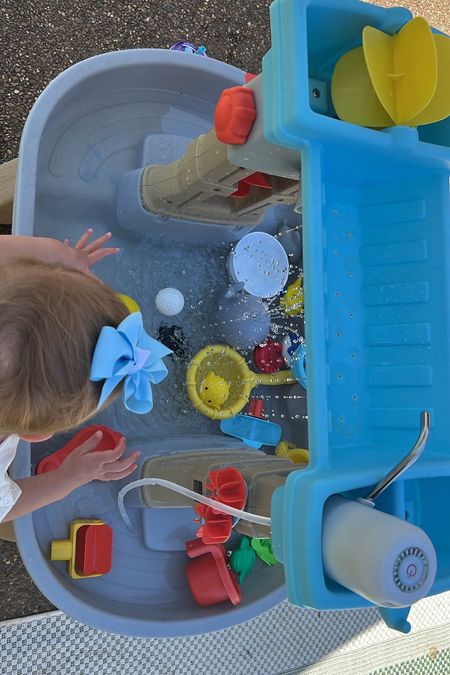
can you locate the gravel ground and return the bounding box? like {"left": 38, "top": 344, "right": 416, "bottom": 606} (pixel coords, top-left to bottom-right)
{"left": 0, "top": 0, "right": 272, "bottom": 162}
{"left": 0, "top": 0, "right": 448, "bottom": 621}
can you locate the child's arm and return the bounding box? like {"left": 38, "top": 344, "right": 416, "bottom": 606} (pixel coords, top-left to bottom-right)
{"left": 2, "top": 432, "right": 140, "bottom": 522}
{"left": 0, "top": 229, "right": 119, "bottom": 277}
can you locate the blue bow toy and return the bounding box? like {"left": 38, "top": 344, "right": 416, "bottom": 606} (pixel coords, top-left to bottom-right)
{"left": 90, "top": 312, "right": 172, "bottom": 414}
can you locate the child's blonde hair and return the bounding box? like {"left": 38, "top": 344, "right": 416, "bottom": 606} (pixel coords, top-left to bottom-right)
{"left": 0, "top": 258, "right": 128, "bottom": 436}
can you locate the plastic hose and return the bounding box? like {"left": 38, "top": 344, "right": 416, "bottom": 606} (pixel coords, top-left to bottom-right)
{"left": 118, "top": 477, "right": 272, "bottom": 531}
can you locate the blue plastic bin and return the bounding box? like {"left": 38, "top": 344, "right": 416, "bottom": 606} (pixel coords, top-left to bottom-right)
{"left": 266, "top": 0, "right": 450, "bottom": 629}
{"left": 11, "top": 50, "right": 295, "bottom": 637}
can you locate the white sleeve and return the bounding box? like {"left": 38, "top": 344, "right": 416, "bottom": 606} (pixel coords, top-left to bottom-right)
{"left": 0, "top": 436, "right": 22, "bottom": 522}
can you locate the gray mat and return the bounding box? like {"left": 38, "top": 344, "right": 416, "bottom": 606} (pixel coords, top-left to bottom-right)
{"left": 3, "top": 593, "right": 450, "bottom": 675}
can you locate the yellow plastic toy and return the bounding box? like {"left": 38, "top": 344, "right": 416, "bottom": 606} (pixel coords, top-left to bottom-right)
{"left": 199, "top": 371, "right": 231, "bottom": 409}
{"left": 116, "top": 293, "right": 141, "bottom": 314}
{"left": 279, "top": 276, "right": 304, "bottom": 317}
{"left": 332, "top": 17, "right": 450, "bottom": 128}
{"left": 186, "top": 344, "right": 295, "bottom": 420}
{"left": 50, "top": 519, "right": 113, "bottom": 580}
{"left": 276, "top": 441, "right": 309, "bottom": 465}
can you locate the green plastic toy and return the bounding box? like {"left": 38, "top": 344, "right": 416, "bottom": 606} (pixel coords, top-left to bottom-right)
{"left": 251, "top": 538, "right": 278, "bottom": 566}
{"left": 229, "top": 537, "right": 256, "bottom": 583}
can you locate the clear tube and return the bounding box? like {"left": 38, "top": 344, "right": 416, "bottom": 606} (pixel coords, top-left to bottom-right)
{"left": 117, "top": 477, "right": 272, "bottom": 531}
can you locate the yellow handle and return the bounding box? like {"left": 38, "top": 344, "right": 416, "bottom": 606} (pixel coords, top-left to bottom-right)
{"left": 254, "top": 369, "right": 295, "bottom": 386}
{"left": 50, "top": 539, "right": 72, "bottom": 561}
{"left": 276, "top": 441, "right": 309, "bottom": 465}
{"left": 116, "top": 293, "right": 141, "bottom": 314}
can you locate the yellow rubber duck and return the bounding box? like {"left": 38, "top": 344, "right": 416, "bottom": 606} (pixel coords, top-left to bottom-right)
{"left": 199, "top": 371, "right": 230, "bottom": 409}
{"left": 276, "top": 441, "right": 309, "bottom": 465}
{"left": 279, "top": 276, "right": 304, "bottom": 317}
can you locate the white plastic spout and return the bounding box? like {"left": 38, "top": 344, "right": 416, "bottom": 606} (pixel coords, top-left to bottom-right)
{"left": 118, "top": 477, "right": 272, "bottom": 531}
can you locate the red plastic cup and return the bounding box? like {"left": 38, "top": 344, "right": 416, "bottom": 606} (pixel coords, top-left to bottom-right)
{"left": 185, "top": 539, "right": 241, "bottom": 606}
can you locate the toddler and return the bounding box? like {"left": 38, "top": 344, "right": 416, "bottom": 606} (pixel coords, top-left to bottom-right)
{"left": 0, "top": 229, "right": 155, "bottom": 526}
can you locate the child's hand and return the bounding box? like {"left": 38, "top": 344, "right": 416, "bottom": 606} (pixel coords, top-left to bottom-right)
{"left": 62, "top": 228, "right": 120, "bottom": 278}
{"left": 57, "top": 430, "right": 140, "bottom": 491}
{"left": 0, "top": 232, "right": 119, "bottom": 275}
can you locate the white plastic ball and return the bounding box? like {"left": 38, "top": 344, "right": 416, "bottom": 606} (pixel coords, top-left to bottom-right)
{"left": 155, "top": 287, "right": 185, "bottom": 316}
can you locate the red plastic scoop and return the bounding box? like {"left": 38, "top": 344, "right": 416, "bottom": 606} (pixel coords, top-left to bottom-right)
{"left": 36, "top": 425, "right": 123, "bottom": 474}
{"left": 74, "top": 523, "right": 113, "bottom": 577}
